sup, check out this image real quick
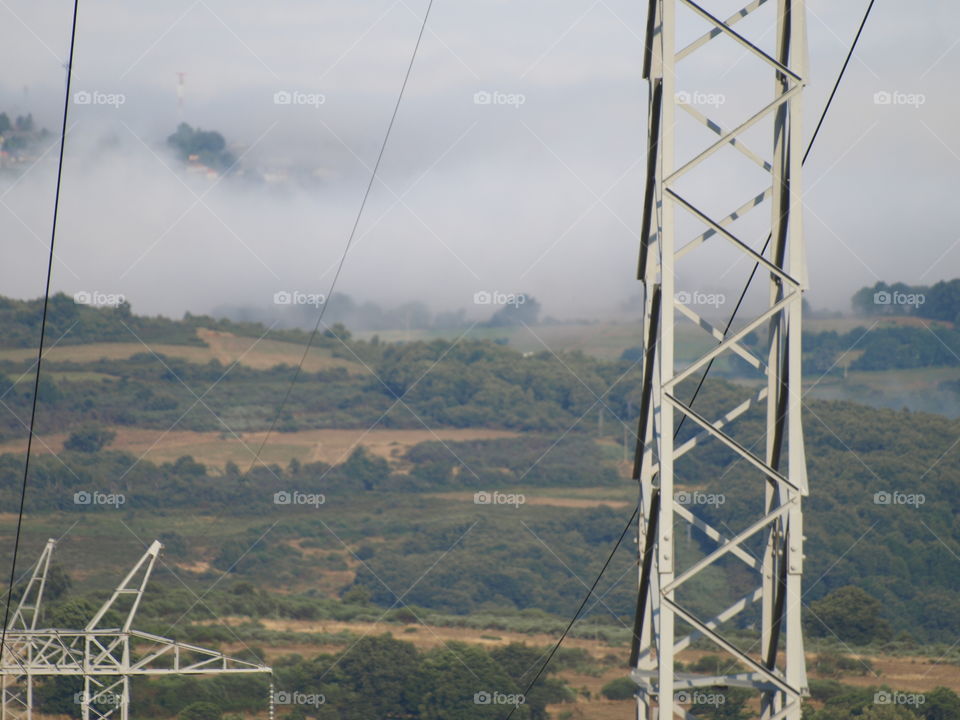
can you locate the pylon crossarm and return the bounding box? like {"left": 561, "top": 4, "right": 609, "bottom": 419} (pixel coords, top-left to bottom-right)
{"left": 0, "top": 631, "right": 268, "bottom": 676}
{"left": 676, "top": 189, "right": 772, "bottom": 260}
{"left": 663, "top": 497, "right": 800, "bottom": 594}
{"left": 127, "top": 631, "right": 268, "bottom": 674}
{"left": 678, "top": 0, "right": 801, "bottom": 81}
{"left": 676, "top": 0, "right": 771, "bottom": 60}
{"left": 33, "top": 632, "right": 82, "bottom": 666}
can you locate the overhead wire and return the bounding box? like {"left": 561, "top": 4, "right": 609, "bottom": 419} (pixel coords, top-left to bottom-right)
{"left": 1, "top": 0, "right": 81, "bottom": 656}
{"left": 243, "top": 0, "right": 437, "bottom": 478}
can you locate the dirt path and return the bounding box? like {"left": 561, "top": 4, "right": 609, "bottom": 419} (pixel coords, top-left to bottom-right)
{"left": 0, "top": 427, "right": 519, "bottom": 468}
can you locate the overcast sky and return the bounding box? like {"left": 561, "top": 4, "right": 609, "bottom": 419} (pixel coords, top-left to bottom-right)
{"left": 1, "top": 0, "right": 958, "bottom": 321}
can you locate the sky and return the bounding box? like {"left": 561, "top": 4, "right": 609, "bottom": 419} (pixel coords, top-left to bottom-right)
{"left": 1, "top": 0, "right": 959, "bottom": 322}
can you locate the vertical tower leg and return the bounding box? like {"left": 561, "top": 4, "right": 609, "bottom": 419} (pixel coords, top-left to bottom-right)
{"left": 631, "top": 1, "right": 809, "bottom": 718}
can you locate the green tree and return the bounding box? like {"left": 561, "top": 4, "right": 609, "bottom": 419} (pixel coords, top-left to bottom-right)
{"left": 64, "top": 427, "right": 116, "bottom": 453}
{"left": 419, "top": 642, "right": 530, "bottom": 719}
{"left": 859, "top": 704, "right": 917, "bottom": 720}
{"left": 600, "top": 676, "right": 635, "bottom": 700}
{"left": 922, "top": 687, "right": 960, "bottom": 720}
{"left": 487, "top": 295, "right": 541, "bottom": 327}
{"left": 178, "top": 701, "right": 222, "bottom": 720}
{"left": 805, "top": 586, "right": 892, "bottom": 645}
{"left": 334, "top": 635, "right": 423, "bottom": 718}
{"left": 341, "top": 446, "right": 389, "bottom": 491}
{"left": 166, "top": 123, "right": 235, "bottom": 171}
{"left": 46, "top": 597, "right": 98, "bottom": 628}
{"left": 34, "top": 676, "right": 82, "bottom": 717}
{"left": 691, "top": 688, "right": 751, "bottom": 720}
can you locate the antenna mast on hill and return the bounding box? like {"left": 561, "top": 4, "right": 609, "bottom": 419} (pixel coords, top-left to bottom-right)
{"left": 630, "top": 1, "right": 809, "bottom": 718}
{"left": 176, "top": 72, "right": 187, "bottom": 121}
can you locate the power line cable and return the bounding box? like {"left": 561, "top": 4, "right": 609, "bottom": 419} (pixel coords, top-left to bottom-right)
{"left": 243, "top": 0, "right": 436, "bottom": 478}
{"left": 504, "top": 502, "right": 640, "bottom": 720}
{"left": 507, "top": 2, "right": 878, "bottom": 710}
{"left": 1, "top": 0, "right": 81, "bottom": 655}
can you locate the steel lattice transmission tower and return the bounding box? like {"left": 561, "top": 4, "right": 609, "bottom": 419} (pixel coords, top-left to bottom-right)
{"left": 629, "top": 0, "right": 809, "bottom": 718}
{"left": 1, "top": 540, "right": 271, "bottom": 720}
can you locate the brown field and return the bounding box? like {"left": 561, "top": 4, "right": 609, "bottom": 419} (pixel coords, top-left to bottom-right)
{"left": 0, "top": 328, "right": 358, "bottom": 374}
{"left": 212, "top": 616, "right": 960, "bottom": 717}
{"left": 426, "top": 491, "right": 630, "bottom": 509}
{"left": 0, "top": 426, "right": 520, "bottom": 468}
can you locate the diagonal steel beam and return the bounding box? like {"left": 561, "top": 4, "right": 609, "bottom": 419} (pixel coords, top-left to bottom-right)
{"left": 679, "top": 0, "right": 801, "bottom": 82}
{"left": 677, "top": 0, "right": 771, "bottom": 61}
